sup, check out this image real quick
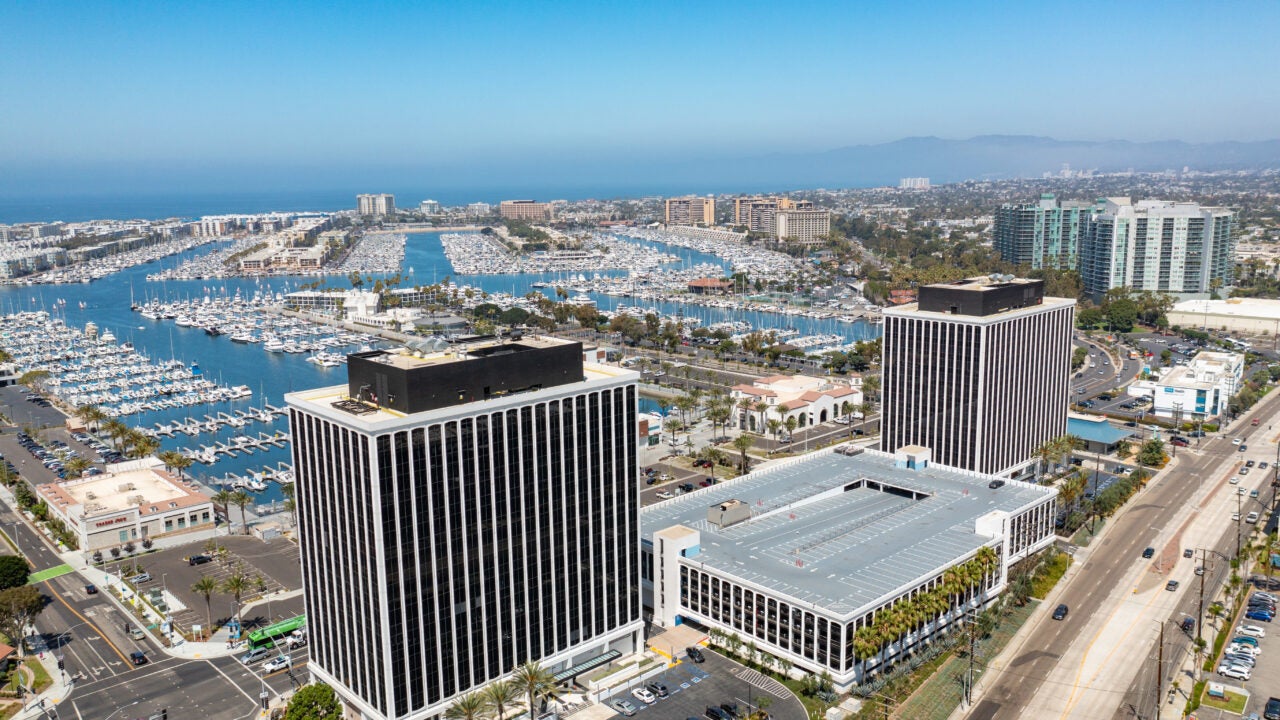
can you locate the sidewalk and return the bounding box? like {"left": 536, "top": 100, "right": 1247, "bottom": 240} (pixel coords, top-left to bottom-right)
{"left": 12, "top": 638, "right": 73, "bottom": 720}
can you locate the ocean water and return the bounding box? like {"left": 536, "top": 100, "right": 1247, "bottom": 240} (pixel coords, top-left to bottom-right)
{"left": 0, "top": 231, "right": 880, "bottom": 508}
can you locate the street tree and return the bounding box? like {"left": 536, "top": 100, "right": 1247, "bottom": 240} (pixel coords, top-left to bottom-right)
{"left": 0, "top": 556, "right": 30, "bottom": 590}
{"left": 231, "top": 490, "right": 254, "bottom": 534}
{"left": 285, "top": 683, "right": 340, "bottom": 720}
{"left": 191, "top": 575, "right": 219, "bottom": 638}
{"left": 0, "top": 586, "right": 45, "bottom": 656}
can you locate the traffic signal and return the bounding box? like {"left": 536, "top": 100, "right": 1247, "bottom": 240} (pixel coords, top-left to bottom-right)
{"left": 57, "top": 657, "right": 64, "bottom": 670}
{"left": 260, "top": 692, "right": 270, "bottom": 710}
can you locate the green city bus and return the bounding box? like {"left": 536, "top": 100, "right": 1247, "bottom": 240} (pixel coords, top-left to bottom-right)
{"left": 247, "top": 615, "right": 306, "bottom": 650}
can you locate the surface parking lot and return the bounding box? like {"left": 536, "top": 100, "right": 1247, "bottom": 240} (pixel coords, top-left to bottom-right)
{"left": 1197, "top": 579, "right": 1280, "bottom": 719}
{"left": 604, "top": 649, "right": 805, "bottom": 720}
{"left": 106, "top": 533, "right": 302, "bottom": 633}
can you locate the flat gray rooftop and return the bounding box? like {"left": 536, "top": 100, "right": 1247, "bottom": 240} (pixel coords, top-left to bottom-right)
{"left": 641, "top": 449, "right": 1053, "bottom": 617}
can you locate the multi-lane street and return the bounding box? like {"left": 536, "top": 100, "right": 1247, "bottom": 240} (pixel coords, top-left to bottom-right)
{"left": 965, "top": 380, "right": 1280, "bottom": 720}
{"left": 0, "top": 468, "right": 307, "bottom": 719}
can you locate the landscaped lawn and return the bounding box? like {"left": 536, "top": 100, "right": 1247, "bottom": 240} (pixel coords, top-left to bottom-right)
{"left": 1199, "top": 688, "right": 1248, "bottom": 714}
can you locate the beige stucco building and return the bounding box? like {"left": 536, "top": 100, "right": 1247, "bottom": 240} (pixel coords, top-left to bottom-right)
{"left": 37, "top": 459, "right": 215, "bottom": 551}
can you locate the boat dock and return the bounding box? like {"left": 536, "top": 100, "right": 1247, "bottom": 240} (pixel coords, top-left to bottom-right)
{"left": 184, "top": 430, "right": 291, "bottom": 464}
{"left": 145, "top": 405, "right": 285, "bottom": 439}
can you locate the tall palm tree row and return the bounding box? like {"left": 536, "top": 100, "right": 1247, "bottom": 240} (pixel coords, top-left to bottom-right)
{"left": 854, "top": 547, "right": 1003, "bottom": 670}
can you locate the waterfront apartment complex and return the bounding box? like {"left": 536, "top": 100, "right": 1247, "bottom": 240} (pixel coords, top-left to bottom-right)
{"left": 664, "top": 195, "right": 715, "bottom": 227}
{"left": 642, "top": 446, "right": 1057, "bottom": 689}
{"left": 880, "top": 277, "right": 1075, "bottom": 479}
{"left": 733, "top": 197, "right": 830, "bottom": 242}
{"left": 775, "top": 208, "right": 831, "bottom": 244}
{"left": 499, "top": 200, "right": 555, "bottom": 222}
{"left": 993, "top": 193, "right": 1098, "bottom": 270}
{"left": 357, "top": 194, "right": 396, "bottom": 217}
{"left": 286, "top": 336, "right": 642, "bottom": 720}
{"left": 1079, "top": 198, "right": 1235, "bottom": 298}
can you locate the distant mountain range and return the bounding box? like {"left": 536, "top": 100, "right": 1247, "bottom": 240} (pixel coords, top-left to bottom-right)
{"left": 684, "top": 135, "right": 1280, "bottom": 189}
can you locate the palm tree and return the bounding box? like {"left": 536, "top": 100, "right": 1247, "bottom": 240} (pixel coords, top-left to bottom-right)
{"left": 754, "top": 401, "right": 769, "bottom": 434}
{"left": 732, "top": 434, "right": 754, "bottom": 474}
{"left": 858, "top": 400, "right": 874, "bottom": 438}
{"left": 76, "top": 404, "right": 107, "bottom": 433}
{"left": 481, "top": 679, "right": 520, "bottom": 720}
{"left": 191, "top": 575, "right": 219, "bottom": 638}
{"left": 280, "top": 483, "right": 296, "bottom": 528}
{"left": 221, "top": 573, "right": 250, "bottom": 624}
{"left": 211, "top": 489, "right": 235, "bottom": 535}
{"left": 444, "top": 692, "right": 488, "bottom": 720}
{"left": 230, "top": 490, "right": 253, "bottom": 535}
{"left": 974, "top": 546, "right": 999, "bottom": 603}
{"left": 102, "top": 418, "right": 130, "bottom": 451}
{"left": 156, "top": 449, "right": 184, "bottom": 475}
{"left": 766, "top": 418, "right": 782, "bottom": 451}
{"left": 63, "top": 456, "right": 91, "bottom": 479}
{"left": 511, "top": 661, "right": 555, "bottom": 719}
{"left": 784, "top": 415, "right": 798, "bottom": 445}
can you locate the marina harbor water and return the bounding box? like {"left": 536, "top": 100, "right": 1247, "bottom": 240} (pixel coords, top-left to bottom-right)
{"left": 0, "top": 230, "right": 881, "bottom": 515}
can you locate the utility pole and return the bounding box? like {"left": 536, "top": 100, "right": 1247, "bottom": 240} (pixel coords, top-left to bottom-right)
{"left": 1197, "top": 549, "right": 1207, "bottom": 650}
{"left": 965, "top": 609, "right": 978, "bottom": 707}
{"left": 1237, "top": 490, "right": 1243, "bottom": 562}
{"left": 1156, "top": 621, "right": 1164, "bottom": 720}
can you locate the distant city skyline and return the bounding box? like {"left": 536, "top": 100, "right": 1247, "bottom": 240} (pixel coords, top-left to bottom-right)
{"left": 3, "top": 1, "right": 1279, "bottom": 200}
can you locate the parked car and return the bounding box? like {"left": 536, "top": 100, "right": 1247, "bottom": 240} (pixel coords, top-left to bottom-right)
{"left": 1218, "top": 664, "right": 1251, "bottom": 680}
{"left": 1263, "top": 696, "right": 1280, "bottom": 720}
{"left": 988, "top": 479, "right": 1005, "bottom": 489}
{"left": 1245, "top": 609, "right": 1274, "bottom": 622}
{"left": 610, "top": 698, "right": 638, "bottom": 717}
{"left": 647, "top": 682, "right": 669, "bottom": 698}
{"left": 188, "top": 554, "right": 212, "bottom": 566}
{"left": 655, "top": 490, "right": 674, "bottom": 500}
{"left": 1231, "top": 635, "right": 1260, "bottom": 648}
{"left": 128, "top": 572, "right": 152, "bottom": 584}
{"left": 631, "top": 687, "right": 656, "bottom": 704}
{"left": 1237, "top": 624, "right": 1267, "bottom": 638}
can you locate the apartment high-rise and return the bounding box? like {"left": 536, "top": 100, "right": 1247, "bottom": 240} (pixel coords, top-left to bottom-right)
{"left": 733, "top": 197, "right": 825, "bottom": 239}
{"left": 357, "top": 194, "right": 396, "bottom": 217}
{"left": 880, "top": 276, "right": 1075, "bottom": 479}
{"left": 993, "top": 194, "right": 1098, "bottom": 270}
{"left": 774, "top": 208, "right": 831, "bottom": 244}
{"left": 1079, "top": 198, "right": 1235, "bottom": 299}
{"left": 499, "top": 200, "right": 555, "bottom": 222}
{"left": 287, "top": 336, "right": 643, "bottom": 720}
{"left": 664, "top": 196, "right": 715, "bottom": 226}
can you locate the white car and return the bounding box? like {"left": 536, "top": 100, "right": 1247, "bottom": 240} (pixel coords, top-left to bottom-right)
{"left": 654, "top": 490, "right": 674, "bottom": 500}
{"left": 631, "top": 687, "right": 656, "bottom": 704}
{"left": 1237, "top": 624, "right": 1267, "bottom": 638}
{"left": 1232, "top": 437, "right": 1243, "bottom": 445}
{"left": 1218, "top": 664, "right": 1251, "bottom": 681}
{"left": 1256, "top": 592, "right": 1279, "bottom": 602}
{"left": 262, "top": 655, "right": 292, "bottom": 672}
{"left": 1230, "top": 476, "right": 1240, "bottom": 485}
{"left": 1227, "top": 643, "right": 1260, "bottom": 657}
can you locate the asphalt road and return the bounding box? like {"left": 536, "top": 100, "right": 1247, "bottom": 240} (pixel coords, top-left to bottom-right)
{"left": 967, "top": 389, "right": 1280, "bottom": 720}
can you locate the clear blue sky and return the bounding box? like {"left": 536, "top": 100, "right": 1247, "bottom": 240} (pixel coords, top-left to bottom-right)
{"left": 3, "top": 0, "right": 1278, "bottom": 196}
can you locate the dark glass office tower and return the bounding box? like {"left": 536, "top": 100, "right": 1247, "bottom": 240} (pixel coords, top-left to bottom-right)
{"left": 880, "top": 277, "right": 1076, "bottom": 479}
{"left": 287, "top": 336, "right": 642, "bottom": 719}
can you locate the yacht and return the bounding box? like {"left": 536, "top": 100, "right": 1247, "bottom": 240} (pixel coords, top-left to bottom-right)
{"left": 263, "top": 338, "right": 286, "bottom": 352}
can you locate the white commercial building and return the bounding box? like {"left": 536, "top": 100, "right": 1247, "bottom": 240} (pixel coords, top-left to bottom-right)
{"left": 1168, "top": 297, "right": 1280, "bottom": 336}
{"left": 730, "top": 374, "right": 860, "bottom": 433}
{"left": 286, "top": 336, "right": 643, "bottom": 720}
{"left": 774, "top": 208, "right": 831, "bottom": 244}
{"left": 1130, "top": 351, "right": 1244, "bottom": 421}
{"left": 643, "top": 445, "right": 1057, "bottom": 690}
{"left": 37, "top": 459, "right": 215, "bottom": 552}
